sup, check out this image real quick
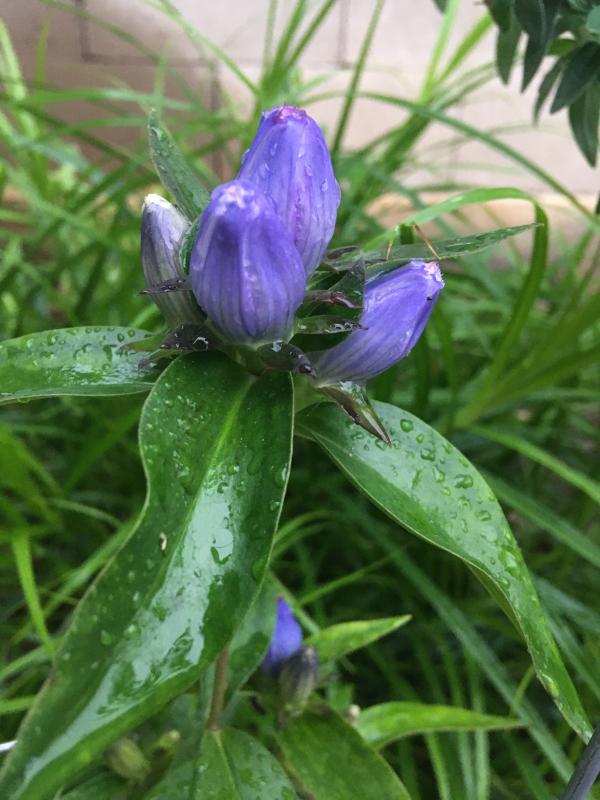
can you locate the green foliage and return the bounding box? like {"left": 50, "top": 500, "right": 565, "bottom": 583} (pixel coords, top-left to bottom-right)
{"left": 0, "top": 2, "right": 598, "bottom": 799}
{"left": 477, "top": 0, "right": 600, "bottom": 165}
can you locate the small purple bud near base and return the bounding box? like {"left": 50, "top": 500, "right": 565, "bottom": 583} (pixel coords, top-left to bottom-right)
{"left": 140, "top": 195, "right": 203, "bottom": 326}
{"left": 190, "top": 181, "right": 306, "bottom": 345}
{"left": 262, "top": 597, "right": 303, "bottom": 677}
{"left": 310, "top": 260, "right": 444, "bottom": 385}
{"left": 238, "top": 105, "right": 340, "bottom": 277}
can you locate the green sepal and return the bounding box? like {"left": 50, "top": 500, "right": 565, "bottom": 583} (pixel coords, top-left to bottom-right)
{"left": 319, "top": 384, "right": 391, "bottom": 445}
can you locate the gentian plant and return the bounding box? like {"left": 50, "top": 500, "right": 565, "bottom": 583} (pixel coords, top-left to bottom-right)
{"left": 0, "top": 106, "right": 592, "bottom": 799}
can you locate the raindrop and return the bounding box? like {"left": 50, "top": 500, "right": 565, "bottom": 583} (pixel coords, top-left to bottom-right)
{"left": 124, "top": 624, "right": 138, "bottom": 640}
{"left": 454, "top": 474, "right": 473, "bottom": 489}
{"left": 400, "top": 419, "right": 413, "bottom": 433}
{"left": 100, "top": 630, "right": 112, "bottom": 646}
{"left": 433, "top": 466, "right": 445, "bottom": 483}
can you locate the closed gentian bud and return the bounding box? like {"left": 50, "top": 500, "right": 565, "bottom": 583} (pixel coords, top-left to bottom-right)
{"left": 237, "top": 105, "right": 340, "bottom": 276}
{"left": 311, "top": 260, "right": 444, "bottom": 384}
{"left": 189, "top": 180, "right": 306, "bottom": 345}
{"left": 141, "top": 194, "right": 201, "bottom": 325}
{"left": 278, "top": 646, "right": 319, "bottom": 710}
{"left": 262, "top": 597, "right": 303, "bottom": 677}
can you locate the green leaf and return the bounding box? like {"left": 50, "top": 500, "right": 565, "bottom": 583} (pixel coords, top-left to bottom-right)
{"left": 569, "top": 80, "right": 600, "bottom": 166}
{"left": 148, "top": 111, "right": 211, "bottom": 220}
{"left": 0, "top": 353, "right": 294, "bottom": 800}
{"left": 0, "top": 327, "right": 160, "bottom": 404}
{"left": 488, "top": 0, "right": 513, "bottom": 31}
{"left": 191, "top": 729, "right": 296, "bottom": 799}
{"left": 551, "top": 43, "right": 600, "bottom": 112}
{"left": 226, "top": 578, "right": 278, "bottom": 700}
{"left": 62, "top": 772, "right": 125, "bottom": 799}
{"left": 534, "top": 58, "right": 565, "bottom": 119}
{"left": 297, "top": 402, "right": 591, "bottom": 741}
{"left": 366, "top": 224, "right": 538, "bottom": 279}
{"left": 306, "top": 615, "right": 411, "bottom": 662}
{"left": 496, "top": 13, "right": 521, "bottom": 84}
{"left": 278, "top": 711, "right": 412, "bottom": 799}
{"left": 514, "top": 0, "right": 546, "bottom": 39}
{"left": 587, "top": 6, "right": 600, "bottom": 35}
{"left": 357, "top": 702, "right": 523, "bottom": 748}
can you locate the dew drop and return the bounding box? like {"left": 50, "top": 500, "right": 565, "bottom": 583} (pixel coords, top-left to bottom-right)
{"left": 454, "top": 474, "right": 474, "bottom": 489}
{"left": 100, "top": 630, "right": 112, "bottom": 646}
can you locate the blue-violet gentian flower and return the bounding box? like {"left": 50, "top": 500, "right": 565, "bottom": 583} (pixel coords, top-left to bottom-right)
{"left": 310, "top": 260, "right": 444, "bottom": 384}
{"left": 262, "top": 598, "right": 303, "bottom": 677}
{"left": 238, "top": 105, "right": 340, "bottom": 277}
{"left": 189, "top": 180, "right": 306, "bottom": 345}
{"left": 141, "top": 194, "right": 200, "bottom": 325}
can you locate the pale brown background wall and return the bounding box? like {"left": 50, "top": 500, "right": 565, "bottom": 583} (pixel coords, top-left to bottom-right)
{"left": 3, "top": 0, "right": 599, "bottom": 198}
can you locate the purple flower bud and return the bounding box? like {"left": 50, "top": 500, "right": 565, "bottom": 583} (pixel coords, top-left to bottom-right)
{"left": 189, "top": 180, "right": 306, "bottom": 345}
{"left": 311, "top": 260, "right": 444, "bottom": 384}
{"left": 237, "top": 105, "right": 340, "bottom": 276}
{"left": 141, "top": 195, "right": 201, "bottom": 325}
{"left": 262, "top": 598, "right": 303, "bottom": 677}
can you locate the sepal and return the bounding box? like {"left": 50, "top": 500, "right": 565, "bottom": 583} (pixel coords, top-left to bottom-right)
{"left": 295, "top": 316, "right": 364, "bottom": 335}
{"left": 256, "top": 342, "right": 316, "bottom": 377}
{"left": 320, "top": 382, "right": 391, "bottom": 445}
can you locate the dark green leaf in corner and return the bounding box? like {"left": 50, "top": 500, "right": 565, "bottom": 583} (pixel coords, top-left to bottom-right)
{"left": 148, "top": 111, "right": 211, "bottom": 220}
{"left": 569, "top": 81, "right": 600, "bottom": 167}
{"left": 278, "top": 711, "right": 412, "bottom": 800}
{"left": 297, "top": 402, "right": 591, "bottom": 741}
{"left": 0, "top": 327, "right": 160, "bottom": 404}
{"left": 0, "top": 353, "right": 294, "bottom": 800}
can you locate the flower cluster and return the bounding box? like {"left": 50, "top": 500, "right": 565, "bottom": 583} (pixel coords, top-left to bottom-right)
{"left": 141, "top": 105, "right": 444, "bottom": 386}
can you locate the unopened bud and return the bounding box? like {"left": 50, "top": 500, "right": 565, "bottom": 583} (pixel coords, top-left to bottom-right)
{"left": 105, "top": 737, "right": 150, "bottom": 784}
{"left": 278, "top": 645, "right": 319, "bottom": 710}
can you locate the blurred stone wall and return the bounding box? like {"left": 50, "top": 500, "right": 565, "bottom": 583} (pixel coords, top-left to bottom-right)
{"left": 4, "top": 0, "right": 598, "bottom": 198}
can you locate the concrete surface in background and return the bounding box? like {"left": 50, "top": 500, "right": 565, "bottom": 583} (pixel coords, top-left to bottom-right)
{"left": 3, "top": 0, "right": 599, "bottom": 204}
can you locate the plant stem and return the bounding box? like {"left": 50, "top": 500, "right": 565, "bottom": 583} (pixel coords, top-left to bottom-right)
{"left": 559, "top": 726, "right": 600, "bottom": 800}
{"left": 207, "top": 648, "right": 230, "bottom": 732}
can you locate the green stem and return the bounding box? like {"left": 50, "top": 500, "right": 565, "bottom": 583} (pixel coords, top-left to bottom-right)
{"left": 207, "top": 648, "right": 230, "bottom": 732}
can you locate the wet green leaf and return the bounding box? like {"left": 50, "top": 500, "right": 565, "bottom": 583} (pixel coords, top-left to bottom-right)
{"left": 192, "top": 728, "right": 296, "bottom": 799}
{"left": 0, "top": 353, "right": 294, "bottom": 800}
{"left": 62, "top": 771, "right": 126, "bottom": 799}
{"left": 357, "top": 702, "right": 523, "bottom": 748}
{"left": 366, "top": 224, "right": 538, "bottom": 278}
{"left": 148, "top": 111, "right": 211, "bottom": 220}
{"left": 306, "top": 616, "right": 411, "bottom": 662}
{"left": 297, "top": 402, "right": 591, "bottom": 740}
{"left": 226, "top": 578, "right": 278, "bottom": 701}
{"left": 0, "top": 327, "right": 160, "bottom": 404}
{"left": 278, "top": 710, "right": 412, "bottom": 799}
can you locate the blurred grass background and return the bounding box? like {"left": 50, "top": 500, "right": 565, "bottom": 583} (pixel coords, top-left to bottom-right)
{"left": 0, "top": 1, "right": 598, "bottom": 797}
